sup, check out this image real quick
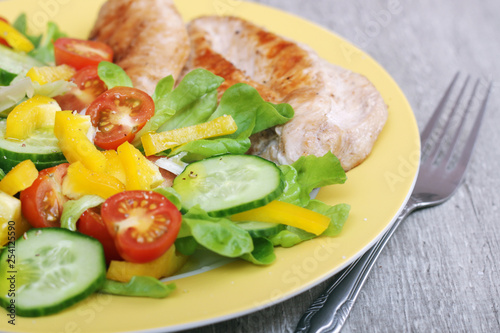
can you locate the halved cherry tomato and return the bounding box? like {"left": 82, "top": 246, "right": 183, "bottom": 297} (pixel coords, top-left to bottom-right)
{"left": 86, "top": 87, "right": 155, "bottom": 150}
{"left": 54, "top": 66, "right": 107, "bottom": 112}
{"left": 54, "top": 37, "right": 113, "bottom": 70}
{"left": 78, "top": 206, "right": 122, "bottom": 263}
{"left": 0, "top": 18, "right": 10, "bottom": 47}
{"left": 101, "top": 191, "right": 182, "bottom": 263}
{"left": 20, "top": 163, "right": 69, "bottom": 228}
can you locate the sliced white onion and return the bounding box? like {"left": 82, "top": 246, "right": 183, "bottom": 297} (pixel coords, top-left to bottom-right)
{"left": 154, "top": 157, "right": 187, "bottom": 175}
{"left": 0, "top": 77, "right": 33, "bottom": 111}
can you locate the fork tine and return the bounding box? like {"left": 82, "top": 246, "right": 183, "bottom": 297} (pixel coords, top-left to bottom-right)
{"left": 420, "top": 72, "right": 460, "bottom": 147}
{"left": 436, "top": 79, "right": 479, "bottom": 170}
{"left": 448, "top": 81, "right": 492, "bottom": 183}
{"left": 426, "top": 75, "right": 470, "bottom": 164}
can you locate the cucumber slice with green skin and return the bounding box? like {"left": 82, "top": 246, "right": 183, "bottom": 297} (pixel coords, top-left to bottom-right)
{"left": 173, "top": 154, "right": 283, "bottom": 217}
{"left": 0, "top": 228, "right": 106, "bottom": 317}
{"left": 0, "top": 144, "right": 66, "bottom": 163}
{"left": 0, "top": 120, "right": 66, "bottom": 172}
{"left": 0, "top": 44, "right": 44, "bottom": 75}
{"left": 0, "top": 156, "right": 67, "bottom": 173}
{"left": 235, "top": 221, "right": 285, "bottom": 238}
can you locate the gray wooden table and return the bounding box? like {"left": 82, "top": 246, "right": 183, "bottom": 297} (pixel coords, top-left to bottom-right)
{"left": 184, "top": 0, "right": 500, "bottom": 332}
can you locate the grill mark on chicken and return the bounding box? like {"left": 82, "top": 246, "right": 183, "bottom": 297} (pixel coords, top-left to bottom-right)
{"left": 183, "top": 16, "right": 388, "bottom": 171}
{"left": 187, "top": 31, "right": 280, "bottom": 102}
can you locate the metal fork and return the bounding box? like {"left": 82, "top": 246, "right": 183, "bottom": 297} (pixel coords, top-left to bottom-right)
{"left": 295, "top": 73, "right": 492, "bottom": 333}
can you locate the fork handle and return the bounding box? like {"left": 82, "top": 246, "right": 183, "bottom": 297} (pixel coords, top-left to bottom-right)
{"left": 294, "top": 200, "right": 417, "bottom": 333}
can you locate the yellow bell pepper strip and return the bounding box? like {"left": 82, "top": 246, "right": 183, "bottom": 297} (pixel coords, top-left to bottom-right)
{"left": 0, "top": 191, "right": 31, "bottom": 246}
{"left": 102, "top": 150, "right": 127, "bottom": 185}
{"left": 116, "top": 141, "right": 163, "bottom": 190}
{"left": 54, "top": 111, "right": 107, "bottom": 173}
{"left": 61, "top": 161, "right": 125, "bottom": 200}
{"left": 5, "top": 95, "right": 61, "bottom": 140}
{"left": 231, "top": 200, "right": 330, "bottom": 236}
{"left": 0, "top": 160, "right": 38, "bottom": 196}
{"left": 26, "top": 64, "right": 76, "bottom": 85}
{"left": 141, "top": 114, "right": 238, "bottom": 156}
{"left": 0, "top": 20, "right": 34, "bottom": 52}
{"left": 106, "top": 245, "right": 188, "bottom": 283}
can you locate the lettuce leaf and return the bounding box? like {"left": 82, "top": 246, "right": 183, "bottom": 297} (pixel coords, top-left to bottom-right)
{"left": 158, "top": 82, "right": 293, "bottom": 160}
{"left": 159, "top": 89, "right": 218, "bottom": 131}
{"left": 163, "top": 68, "right": 224, "bottom": 111}
{"left": 0, "top": 68, "right": 17, "bottom": 86}
{"left": 12, "top": 13, "right": 42, "bottom": 47}
{"left": 268, "top": 226, "right": 316, "bottom": 248}
{"left": 240, "top": 237, "right": 276, "bottom": 265}
{"left": 131, "top": 75, "right": 177, "bottom": 145}
{"left": 153, "top": 186, "right": 183, "bottom": 210}
{"left": 100, "top": 276, "right": 176, "bottom": 298}
{"left": 174, "top": 236, "right": 198, "bottom": 256}
{"left": 133, "top": 69, "right": 223, "bottom": 146}
{"left": 208, "top": 83, "right": 294, "bottom": 139}
{"left": 60, "top": 195, "right": 105, "bottom": 231}
{"left": 133, "top": 69, "right": 294, "bottom": 163}
{"left": 291, "top": 152, "right": 347, "bottom": 205}
{"left": 151, "top": 75, "right": 175, "bottom": 103}
{"left": 141, "top": 71, "right": 293, "bottom": 161}
{"left": 178, "top": 207, "right": 276, "bottom": 263}
{"left": 97, "top": 61, "right": 133, "bottom": 89}
{"left": 12, "top": 14, "right": 67, "bottom": 65}
{"left": 276, "top": 165, "right": 302, "bottom": 206}
{"left": 168, "top": 137, "right": 251, "bottom": 162}
{"left": 181, "top": 207, "right": 253, "bottom": 258}
{"left": 156, "top": 69, "right": 224, "bottom": 133}
{"left": 306, "top": 201, "right": 350, "bottom": 237}
{"left": 254, "top": 102, "right": 294, "bottom": 134}
{"left": 28, "top": 22, "right": 66, "bottom": 65}
{"left": 268, "top": 194, "right": 350, "bottom": 248}
{"left": 132, "top": 105, "right": 176, "bottom": 146}
{"left": 277, "top": 152, "right": 347, "bottom": 207}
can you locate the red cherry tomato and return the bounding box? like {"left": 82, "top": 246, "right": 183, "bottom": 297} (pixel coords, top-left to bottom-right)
{"left": 20, "top": 163, "right": 69, "bottom": 228}
{"left": 78, "top": 207, "right": 122, "bottom": 263}
{"left": 54, "top": 37, "right": 113, "bottom": 70}
{"left": 85, "top": 87, "right": 155, "bottom": 150}
{"left": 101, "top": 191, "right": 182, "bottom": 263}
{"left": 0, "top": 18, "right": 10, "bottom": 47}
{"left": 54, "top": 66, "right": 107, "bottom": 113}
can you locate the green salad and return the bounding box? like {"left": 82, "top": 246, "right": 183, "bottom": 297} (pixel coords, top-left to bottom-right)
{"left": 0, "top": 13, "right": 350, "bottom": 318}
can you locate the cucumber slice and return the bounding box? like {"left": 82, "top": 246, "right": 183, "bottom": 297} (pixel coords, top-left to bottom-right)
{"left": 0, "top": 156, "right": 67, "bottom": 173}
{"left": 235, "top": 221, "right": 285, "bottom": 238}
{"left": 173, "top": 154, "right": 283, "bottom": 217}
{"left": 0, "top": 228, "right": 106, "bottom": 317}
{"left": 0, "top": 44, "right": 43, "bottom": 75}
{"left": 0, "top": 120, "right": 66, "bottom": 172}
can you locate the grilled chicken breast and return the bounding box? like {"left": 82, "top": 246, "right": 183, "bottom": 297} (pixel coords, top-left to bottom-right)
{"left": 184, "top": 16, "right": 388, "bottom": 171}
{"left": 89, "top": 0, "right": 190, "bottom": 95}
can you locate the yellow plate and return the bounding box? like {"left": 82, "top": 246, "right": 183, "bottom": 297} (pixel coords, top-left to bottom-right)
{"left": 0, "top": 1, "right": 420, "bottom": 332}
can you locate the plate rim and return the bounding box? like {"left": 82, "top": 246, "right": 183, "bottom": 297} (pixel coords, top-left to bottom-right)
{"left": 0, "top": 1, "right": 420, "bottom": 332}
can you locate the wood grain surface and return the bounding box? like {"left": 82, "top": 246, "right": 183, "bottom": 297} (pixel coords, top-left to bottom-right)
{"left": 183, "top": 0, "right": 500, "bottom": 332}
